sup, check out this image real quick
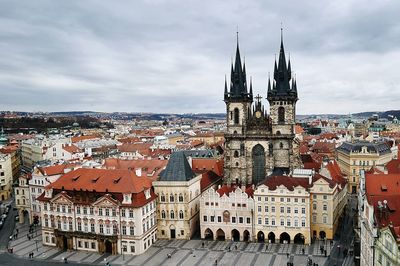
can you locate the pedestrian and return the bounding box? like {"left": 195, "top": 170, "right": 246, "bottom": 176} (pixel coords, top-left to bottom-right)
{"left": 28, "top": 235, "right": 31, "bottom": 240}
{"left": 16, "top": 229, "right": 19, "bottom": 234}
{"left": 235, "top": 245, "right": 237, "bottom": 250}
{"left": 202, "top": 242, "right": 204, "bottom": 248}
{"left": 215, "top": 259, "right": 218, "bottom": 265}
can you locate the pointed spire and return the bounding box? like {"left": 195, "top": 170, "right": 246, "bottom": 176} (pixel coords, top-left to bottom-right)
{"left": 288, "top": 54, "right": 292, "bottom": 80}
{"left": 224, "top": 75, "right": 228, "bottom": 93}
{"left": 267, "top": 72, "right": 272, "bottom": 92}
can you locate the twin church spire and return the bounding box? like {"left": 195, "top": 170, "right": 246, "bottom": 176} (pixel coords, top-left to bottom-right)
{"left": 224, "top": 33, "right": 253, "bottom": 102}
{"left": 225, "top": 30, "right": 298, "bottom": 103}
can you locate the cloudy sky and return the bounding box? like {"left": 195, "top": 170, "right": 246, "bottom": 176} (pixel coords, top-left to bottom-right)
{"left": 1, "top": 0, "right": 400, "bottom": 114}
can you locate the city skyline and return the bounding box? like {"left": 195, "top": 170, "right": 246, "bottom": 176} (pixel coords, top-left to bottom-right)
{"left": 1, "top": 1, "right": 400, "bottom": 114}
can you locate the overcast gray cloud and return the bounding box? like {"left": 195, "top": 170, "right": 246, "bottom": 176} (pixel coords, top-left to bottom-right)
{"left": 1, "top": 0, "right": 400, "bottom": 114}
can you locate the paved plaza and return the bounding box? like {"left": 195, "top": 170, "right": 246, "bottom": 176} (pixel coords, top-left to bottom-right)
{"left": 8, "top": 220, "right": 332, "bottom": 266}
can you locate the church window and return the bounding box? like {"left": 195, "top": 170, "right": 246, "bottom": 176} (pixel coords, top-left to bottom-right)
{"left": 234, "top": 108, "right": 240, "bottom": 124}
{"left": 278, "top": 107, "right": 285, "bottom": 123}
{"left": 234, "top": 151, "right": 239, "bottom": 158}
{"left": 252, "top": 144, "right": 266, "bottom": 184}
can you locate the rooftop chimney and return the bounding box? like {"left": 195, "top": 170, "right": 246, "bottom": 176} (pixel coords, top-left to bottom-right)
{"left": 135, "top": 168, "right": 142, "bottom": 177}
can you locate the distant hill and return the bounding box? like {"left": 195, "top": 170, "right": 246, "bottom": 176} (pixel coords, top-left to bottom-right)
{"left": 352, "top": 110, "right": 400, "bottom": 119}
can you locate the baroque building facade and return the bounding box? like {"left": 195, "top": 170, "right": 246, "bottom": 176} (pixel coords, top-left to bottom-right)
{"left": 224, "top": 34, "right": 302, "bottom": 185}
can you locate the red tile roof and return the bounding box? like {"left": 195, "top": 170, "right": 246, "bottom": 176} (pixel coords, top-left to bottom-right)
{"left": 387, "top": 159, "right": 400, "bottom": 174}
{"left": 216, "top": 184, "right": 253, "bottom": 198}
{"left": 260, "top": 175, "right": 311, "bottom": 191}
{"left": 365, "top": 166, "right": 384, "bottom": 175}
{"left": 62, "top": 144, "right": 80, "bottom": 153}
{"left": 192, "top": 158, "right": 224, "bottom": 177}
{"left": 39, "top": 164, "right": 75, "bottom": 176}
{"left": 326, "top": 160, "right": 347, "bottom": 186}
{"left": 103, "top": 158, "right": 167, "bottom": 179}
{"left": 71, "top": 135, "right": 99, "bottom": 143}
{"left": 200, "top": 171, "right": 222, "bottom": 192}
{"left": 46, "top": 168, "right": 153, "bottom": 194}
{"left": 365, "top": 173, "right": 400, "bottom": 230}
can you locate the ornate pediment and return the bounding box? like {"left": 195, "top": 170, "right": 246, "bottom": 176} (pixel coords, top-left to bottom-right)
{"left": 50, "top": 192, "right": 73, "bottom": 204}
{"left": 93, "top": 195, "right": 119, "bottom": 207}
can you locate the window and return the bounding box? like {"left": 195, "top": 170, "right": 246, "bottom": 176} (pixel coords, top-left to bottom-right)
{"left": 77, "top": 206, "right": 80, "bottom": 214}
{"left": 280, "top": 197, "right": 284, "bottom": 202}
{"left": 323, "top": 204, "right": 327, "bottom": 211}
{"left": 302, "top": 208, "right": 306, "bottom": 214}
{"left": 265, "top": 217, "right": 269, "bottom": 225}
{"left": 302, "top": 198, "right": 305, "bottom": 203}
{"left": 203, "top": 215, "right": 207, "bottom": 222}
{"left": 69, "top": 221, "right": 73, "bottom": 231}
{"left": 179, "top": 210, "right": 184, "bottom": 219}
{"left": 77, "top": 222, "right": 82, "bottom": 231}
{"left": 301, "top": 219, "right": 306, "bottom": 227}
{"left": 78, "top": 241, "right": 82, "bottom": 248}
{"left": 179, "top": 194, "right": 184, "bottom": 202}
{"left": 271, "top": 197, "right": 275, "bottom": 202}
{"left": 280, "top": 207, "right": 284, "bottom": 213}
{"left": 85, "top": 242, "right": 89, "bottom": 249}
{"left": 105, "top": 209, "right": 110, "bottom": 216}
{"left": 234, "top": 108, "right": 239, "bottom": 124}
{"left": 121, "top": 209, "right": 126, "bottom": 217}
{"left": 99, "top": 208, "right": 103, "bottom": 216}
{"left": 68, "top": 206, "right": 72, "bottom": 213}
{"left": 62, "top": 205, "right": 66, "bottom": 213}
{"left": 287, "top": 207, "right": 291, "bottom": 213}
{"left": 112, "top": 209, "right": 116, "bottom": 216}
{"left": 122, "top": 225, "right": 127, "bottom": 235}
{"left": 131, "top": 245, "right": 135, "bottom": 253}
{"left": 323, "top": 195, "right": 327, "bottom": 200}
{"left": 287, "top": 198, "right": 290, "bottom": 203}
{"left": 294, "top": 219, "right": 298, "bottom": 227}
{"left": 130, "top": 226, "right": 135, "bottom": 235}
{"left": 83, "top": 207, "right": 87, "bottom": 215}
{"left": 239, "top": 217, "right": 243, "bottom": 223}
{"left": 271, "top": 206, "right": 275, "bottom": 213}
{"left": 278, "top": 106, "right": 285, "bottom": 123}
{"left": 271, "top": 218, "right": 275, "bottom": 226}
{"left": 280, "top": 218, "right": 285, "bottom": 226}
{"left": 287, "top": 219, "right": 291, "bottom": 227}
{"left": 323, "top": 216, "right": 327, "bottom": 223}
{"left": 265, "top": 206, "right": 268, "bottom": 212}
{"left": 170, "top": 210, "right": 174, "bottom": 219}
{"left": 170, "top": 194, "right": 174, "bottom": 202}
{"left": 258, "top": 217, "right": 262, "bottom": 224}
{"left": 232, "top": 217, "right": 236, "bottom": 223}
{"left": 91, "top": 223, "right": 95, "bottom": 233}
{"left": 161, "top": 194, "right": 165, "bottom": 202}
{"left": 218, "top": 216, "right": 222, "bottom": 222}
{"left": 100, "top": 224, "right": 104, "bottom": 234}
{"left": 313, "top": 203, "right": 317, "bottom": 210}
{"left": 313, "top": 194, "right": 317, "bottom": 199}
{"left": 210, "top": 216, "right": 215, "bottom": 222}
{"left": 258, "top": 205, "right": 261, "bottom": 212}
{"left": 246, "top": 217, "right": 251, "bottom": 224}
{"left": 113, "top": 224, "right": 117, "bottom": 234}
{"left": 129, "top": 209, "right": 134, "bottom": 218}
{"left": 91, "top": 242, "right": 96, "bottom": 249}
{"left": 161, "top": 210, "right": 166, "bottom": 219}
{"left": 312, "top": 215, "right": 316, "bottom": 223}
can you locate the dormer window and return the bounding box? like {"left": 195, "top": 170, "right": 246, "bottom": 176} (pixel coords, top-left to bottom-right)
{"left": 122, "top": 193, "right": 132, "bottom": 204}
{"left": 145, "top": 189, "right": 151, "bottom": 200}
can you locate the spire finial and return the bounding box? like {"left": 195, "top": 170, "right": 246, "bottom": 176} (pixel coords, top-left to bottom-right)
{"left": 280, "top": 22, "right": 283, "bottom": 42}
{"left": 236, "top": 26, "right": 239, "bottom": 46}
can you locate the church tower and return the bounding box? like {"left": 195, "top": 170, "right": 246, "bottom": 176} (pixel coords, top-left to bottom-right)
{"left": 224, "top": 35, "right": 253, "bottom": 184}
{"left": 267, "top": 31, "right": 300, "bottom": 171}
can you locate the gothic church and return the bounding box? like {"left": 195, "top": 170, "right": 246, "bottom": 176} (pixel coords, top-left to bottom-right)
{"left": 224, "top": 33, "right": 302, "bottom": 185}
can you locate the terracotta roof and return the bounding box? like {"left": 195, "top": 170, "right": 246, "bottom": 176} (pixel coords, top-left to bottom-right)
{"left": 387, "top": 159, "right": 400, "bottom": 174}
{"left": 71, "top": 135, "right": 99, "bottom": 143}
{"left": 118, "top": 143, "right": 152, "bottom": 153}
{"left": 46, "top": 168, "right": 153, "bottom": 194}
{"left": 62, "top": 144, "right": 80, "bottom": 153}
{"left": 200, "top": 171, "right": 222, "bottom": 192}
{"left": 365, "top": 166, "right": 384, "bottom": 174}
{"left": 190, "top": 140, "right": 205, "bottom": 147}
{"left": 260, "top": 175, "right": 310, "bottom": 191}
{"left": 312, "top": 173, "right": 337, "bottom": 189}
{"left": 192, "top": 158, "right": 224, "bottom": 177}
{"left": 326, "top": 160, "right": 347, "bottom": 186}
{"left": 365, "top": 173, "right": 400, "bottom": 231}
{"left": 103, "top": 158, "right": 167, "bottom": 179}
{"left": 312, "top": 141, "right": 335, "bottom": 154}
{"left": 319, "top": 133, "right": 338, "bottom": 140}
{"left": 39, "top": 164, "right": 75, "bottom": 176}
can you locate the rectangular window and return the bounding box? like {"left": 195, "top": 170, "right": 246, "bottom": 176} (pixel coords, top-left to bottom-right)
{"left": 210, "top": 216, "right": 215, "bottom": 222}
{"left": 239, "top": 217, "right": 243, "bottom": 223}
{"left": 323, "top": 205, "right": 327, "bottom": 211}
{"left": 265, "top": 217, "right": 269, "bottom": 225}
{"left": 83, "top": 207, "right": 87, "bottom": 215}
{"left": 77, "top": 206, "right": 80, "bottom": 214}
{"left": 85, "top": 242, "right": 89, "bottom": 249}
{"left": 91, "top": 223, "right": 95, "bottom": 233}
{"left": 203, "top": 216, "right": 207, "bottom": 222}
{"left": 287, "top": 219, "right": 291, "bottom": 227}
{"left": 271, "top": 218, "right": 275, "bottom": 226}
{"left": 294, "top": 208, "right": 298, "bottom": 214}
{"left": 246, "top": 217, "right": 251, "bottom": 224}
{"left": 302, "top": 208, "right": 306, "bottom": 214}
{"left": 91, "top": 242, "right": 95, "bottom": 249}
{"left": 122, "top": 225, "right": 127, "bottom": 235}
{"left": 129, "top": 209, "right": 134, "bottom": 218}
{"left": 78, "top": 241, "right": 82, "bottom": 248}
{"left": 99, "top": 224, "right": 104, "bottom": 234}
{"left": 271, "top": 206, "right": 275, "bottom": 213}
{"left": 280, "top": 207, "right": 284, "bottom": 213}
{"left": 280, "top": 219, "right": 284, "bottom": 226}
{"left": 258, "top": 205, "right": 261, "bottom": 212}
{"left": 323, "top": 195, "right": 327, "bottom": 200}
{"left": 232, "top": 217, "right": 236, "bottom": 223}
{"left": 130, "top": 226, "right": 134, "bottom": 235}
{"left": 302, "top": 199, "right": 305, "bottom": 203}
{"left": 265, "top": 206, "right": 268, "bottom": 212}
{"left": 280, "top": 197, "right": 284, "bottom": 202}
{"left": 121, "top": 209, "right": 126, "bottom": 217}
{"left": 258, "top": 217, "right": 262, "bottom": 224}
{"left": 271, "top": 197, "right": 275, "bottom": 202}
{"left": 287, "top": 207, "right": 291, "bottom": 213}
{"left": 131, "top": 245, "right": 135, "bottom": 253}
{"left": 301, "top": 220, "right": 306, "bottom": 227}
{"left": 77, "top": 222, "right": 82, "bottom": 231}
{"left": 217, "top": 216, "right": 222, "bottom": 223}
{"left": 105, "top": 209, "right": 110, "bottom": 216}
{"left": 99, "top": 208, "right": 103, "bottom": 216}
{"left": 112, "top": 209, "right": 116, "bottom": 216}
